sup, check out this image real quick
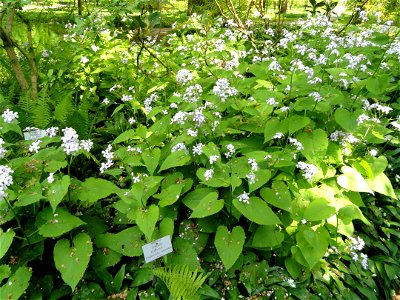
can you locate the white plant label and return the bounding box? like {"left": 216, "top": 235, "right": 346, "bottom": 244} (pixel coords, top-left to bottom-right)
{"left": 142, "top": 235, "right": 173, "bottom": 263}
{"left": 23, "top": 129, "right": 46, "bottom": 141}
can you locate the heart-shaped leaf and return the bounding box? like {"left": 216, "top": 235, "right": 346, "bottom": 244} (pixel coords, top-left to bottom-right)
{"left": 337, "top": 166, "right": 374, "bottom": 194}
{"left": 304, "top": 199, "right": 336, "bottom": 221}
{"left": 214, "top": 225, "right": 245, "bottom": 270}
{"left": 0, "top": 229, "right": 15, "bottom": 260}
{"left": 233, "top": 197, "right": 281, "bottom": 225}
{"left": 37, "top": 208, "right": 85, "bottom": 238}
{"left": 296, "top": 227, "right": 329, "bottom": 269}
{"left": 260, "top": 181, "right": 291, "bottom": 212}
{"left": 135, "top": 205, "right": 159, "bottom": 241}
{"left": 77, "top": 178, "right": 119, "bottom": 203}
{"left": 95, "top": 227, "right": 143, "bottom": 257}
{"left": 54, "top": 233, "right": 93, "bottom": 291}
{"left": 47, "top": 175, "right": 70, "bottom": 211}
{"left": 0, "top": 266, "right": 32, "bottom": 300}
{"left": 142, "top": 148, "right": 161, "bottom": 175}
{"left": 190, "top": 192, "right": 224, "bottom": 218}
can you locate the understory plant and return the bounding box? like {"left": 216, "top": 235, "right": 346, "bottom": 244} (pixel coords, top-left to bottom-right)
{"left": 0, "top": 9, "right": 400, "bottom": 300}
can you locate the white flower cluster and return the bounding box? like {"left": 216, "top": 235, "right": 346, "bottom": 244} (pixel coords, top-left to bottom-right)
{"left": 225, "top": 144, "right": 235, "bottom": 158}
{"left": 296, "top": 161, "right": 318, "bottom": 181}
{"left": 61, "top": 128, "right": 93, "bottom": 155}
{"left": 171, "top": 143, "right": 188, "bottom": 153}
{"left": 204, "top": 168, "right": 214, "bottom": 181}
{"left": 330, "top": 131, "right": 360, "bottom": 145}
{"left": 143, "top": 93, "right": 159, "bottom": 113}
{"left": 170, "top": 111, "right": 188, "bottom": 125}
{"left": 347, "top": 236, "right": 368, "bottom": 269}
{"left": 213, "top": 78, "right": 238, "bottom": 102}
{"left": 176, "top": 69, "right": 193, "bottom": 85}
{"left": 192, "top": 143, "right": 204, "bottom": 155}
{"left": 29, "top": 140, "right": 41, "bottom": 153}
{"left": 0, "top": 138, "right": 7, "bottom": 158}
{"left": 289, "top": 138, "right": 304, "bottom": 150}
{"left": 100, "top": 145, "right": 114, "bottom": 174}
{"left": 0, "top": 165, "right": 13, "bottom": 201}
{"left": 2, "top": 109, "right": 19, "bottom": 123}
{"left": 237, "top": 192, "right": 250, "bottom": 204}
{"left": 183, "top": 84, "right": 202, "bottom": 103}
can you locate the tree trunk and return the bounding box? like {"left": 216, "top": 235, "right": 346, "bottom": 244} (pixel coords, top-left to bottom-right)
{"left": 78, "top": 0, "right": 83, "bottom": 15}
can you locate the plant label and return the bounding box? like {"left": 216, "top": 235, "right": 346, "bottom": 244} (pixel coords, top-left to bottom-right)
{"left": 23, "top": 129, "right": 46, "bottom": 140}
{"left": 142, "top": 235, "right": 173, "bottom": 263}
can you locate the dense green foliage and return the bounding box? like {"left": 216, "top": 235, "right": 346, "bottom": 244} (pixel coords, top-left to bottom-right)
{"left": 1, "top": 2, "right": 400, "bottom": 299}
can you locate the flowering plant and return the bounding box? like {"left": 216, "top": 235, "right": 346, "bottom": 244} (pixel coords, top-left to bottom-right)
{"left": 1, "top": 9, "right": 400, "bottom": 299}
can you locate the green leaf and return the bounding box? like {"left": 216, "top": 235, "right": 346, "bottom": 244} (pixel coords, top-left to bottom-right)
{"left": 38, "top": 207, "right": 85, "bottom": 238}
{"left": 260, "top": 181, "right": 292, "bottom": 212}
{"left": 337, "top": 166, "right": 374, "bottom": 194}
{"left": 0, "top": 229, "right": 15, "bottom": 260}
{"left": 167, "top": 238, "right": 201, "bottom": 270}
{"left": 233, "top": 196, "right": 281, "bottom": 225}
{"left": 304, "top": 199, "right": 336, "bottom": 221}
{"left": 251, "top": 225, "right": 284, "bottom": 248}
{"left": 159, "top": 149, "right": 191, "bottom": 172}
{"left": 0, "top": 266, "right": 32, "bottom": 300}
{"left": 155, "top": 184, "right": 183, "bottom": 207}
{"left": 334, "top": 108, "right": 357, "bottom": 132}
{"left": 54, "top": 233, "right": 93, "bottom": 291}
{"left": 190, "top": 192, "right": 224, "bottom": 218}
{"left": 365, "top": 74, "right": 390, "bottom": 95}
{"left": 296, "top": 226, "right": 329, "bottom": 269}
{"left": 264, "top": 117, "right": 282, "bottom": 143}
{"left": 15, "top": 183, "right": 46, "bottom": 207}
{"left": 47, "top": 175, "right": 70, "bottom": 211}
{"left": 297, "top": 129, "right": 328, "bottom": 163}
{"left": 214, "top": 226, "right": 245, "bottom": 270}
{"left": 142, "top": 148, "right": 161, "bottom": 175}
{"left": 288, "top": 115, "right": 310, "bottom": 134}
{"left": 0, "top": 265, "right": 11, "bottom": 282}
{"left": 366, "top": 173, "right": 397, "bottom": 199}
{"left": 135, "top": 205, "right": 159, "bottom": 241}
{"left": 113, "top": 129, "right": 137, "bottom": 144}
{"left": 95, "top": 227, "right": 143, "bottom": 257}
{"left": 77, "top": 178, "right": 119, "bottom": 203}
{"left": 248, "top": 169, "right": 271, "bottom": 193}
{"left": 182, "top": 188, "right": 217, "bottom": 210}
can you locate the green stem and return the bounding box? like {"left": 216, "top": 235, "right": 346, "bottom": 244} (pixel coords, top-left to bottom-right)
{"left": 5, "top": 198, "right": 31, "bottom": 247}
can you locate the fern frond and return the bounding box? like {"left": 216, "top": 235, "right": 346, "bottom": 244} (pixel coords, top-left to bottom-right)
{"left": 54, "top": 95, "right": 74, "bottom": 124}
{"left": 32, "top": 94, "right": 51, "bottom": 128}
{"left": 153, "top": 265, "right": 207, "bottom": 300}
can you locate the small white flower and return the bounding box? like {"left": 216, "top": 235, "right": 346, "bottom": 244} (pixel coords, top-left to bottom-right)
{"left": 209, "top": 155, "right": 219, "bottom": 164}
{"left": 225, "top": 144, "right": 235, "bottom": 158}
{"left": 128, "top": 117, "right": 135, "bottom": 125}
{"left": 248, "top": 158, "right": 258, "bottom": 171}
{"left": 29, "top": 140, "right": 41, "bottom": 153}
{"left": 204, "top": 168, "right": 214, "bottom": 181}
{"left": 80, "top": 56, "right": 89, "bottom": 64}
{"left": 171, "top": 143, "right": 188, "bottom": 153}
{"left": 80, "top": 139, "right": 93, "bottom": 152}
{"left": 273, "top": 132, "right": 284, "bottom": 139}
{"left": 296, "top": 161, "right": 318, "bottom": 181}
{"left": 176, "top": 69, "right": 193, "bottom": 85}
{"left": 192, "top": 143, "right": 204, "bottom": 155}
{"left": 246, "top": 172, "right": 256, "bottom": 184}
{"left": 91, "top": 45, "right": 100, "bottom": 52}
{"left": 237, "top": 192, "right": 250, "bottom": 204}
{"left": 47, "top": 173, "right": 55, "bottom": 184}
{"left": 2, "top": 109, "right": 19, "bottom": 123}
